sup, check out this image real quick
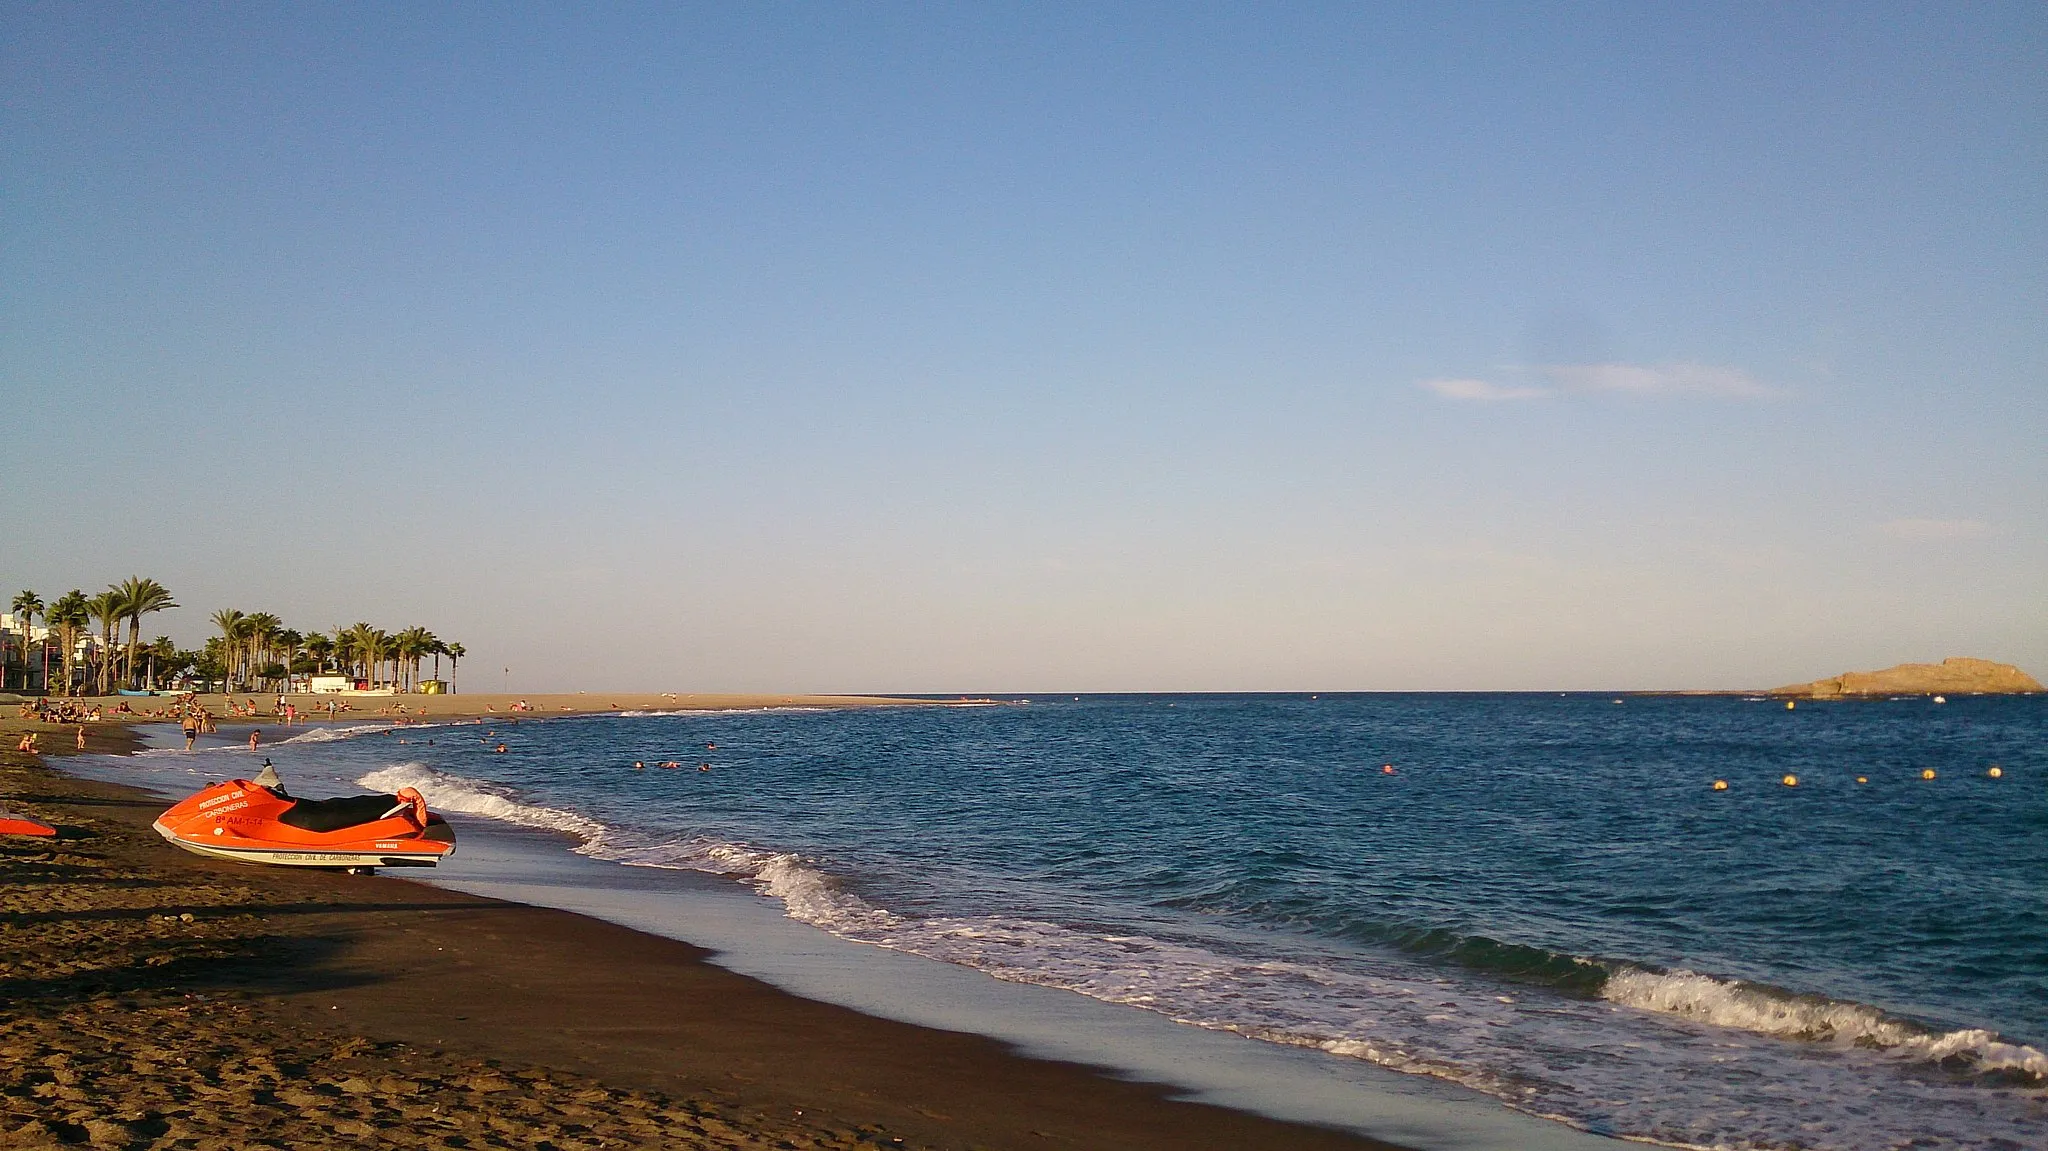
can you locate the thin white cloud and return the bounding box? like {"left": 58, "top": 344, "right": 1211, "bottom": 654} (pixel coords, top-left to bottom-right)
{"left": 1541, "top": 361, "right": 1777, "bottom": 398}
{"left": 1879, "top": 518, "right": 1992, "bottom": 540}
{"left": 1421, "top": 361, "right": 1778, "bottom": 404}
{"left": 1420, "top": 378, "right": 1551, "bottom": 402}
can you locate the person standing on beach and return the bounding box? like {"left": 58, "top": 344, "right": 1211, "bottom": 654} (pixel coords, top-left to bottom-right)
{"left": 182, "top": 713, "right": 198, "bottom": 751}
{"left": 248, "top": 730, "right": 260, "bottom": 752}
{"left": 75, "top": 726, "right": 86, "bottom": 751}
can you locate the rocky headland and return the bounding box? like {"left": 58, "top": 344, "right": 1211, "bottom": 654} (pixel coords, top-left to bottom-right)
{"left": 1767, "top": 657, "right": 2043, "bottom": 699}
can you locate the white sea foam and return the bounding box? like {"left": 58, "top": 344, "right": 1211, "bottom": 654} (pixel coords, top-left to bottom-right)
{"left": 1601, "top": 968, "right": 2048, "bottom": 1080}
{"left": 1603, "top": 967, "right": 1920, "bottom": 1042}
{"left": 280, "top": 723, "right": 398, "bottom": 744}
{"left": 355, "top": 764, "right": 608, "bottom": 846}
{"left": 609, "top": 706, "right": 832, "bottom": 718}
{"left": 130, "top": 746, "right": 199, "bottom": 759}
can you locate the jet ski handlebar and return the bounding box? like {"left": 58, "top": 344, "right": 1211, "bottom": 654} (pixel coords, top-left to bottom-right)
{"left": 378, "top": 787, "right": 429, "bottom": 826}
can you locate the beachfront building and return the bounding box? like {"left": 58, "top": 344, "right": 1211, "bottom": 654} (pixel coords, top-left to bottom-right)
{"left": 0, "top": 612, "right": 99, "bottom": 694}
{"left": 308, "top": 674, "right": 396, "bottom": 697}
{"left": 0, "top": 612, "right": 51, "bottom": 691}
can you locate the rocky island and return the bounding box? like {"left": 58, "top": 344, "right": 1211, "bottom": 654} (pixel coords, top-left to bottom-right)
{"left": 1768, "top": 657, "right": 2044, "bottom": 698}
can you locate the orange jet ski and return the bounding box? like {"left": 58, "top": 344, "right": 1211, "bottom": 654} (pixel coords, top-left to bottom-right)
{"left": 152, "top": 762, "right": 454, "bottom": 870}
{"left": 0, "top": 807, "right": 57, "bottom": 837}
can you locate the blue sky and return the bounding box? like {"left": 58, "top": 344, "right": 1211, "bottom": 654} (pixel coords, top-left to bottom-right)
{"left": 4, "top": 3, "right": 2042, "bottom": 691}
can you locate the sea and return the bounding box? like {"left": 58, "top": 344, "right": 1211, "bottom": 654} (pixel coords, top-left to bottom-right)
{"left": 83, "top": 694, "right": 2046, "bottom": 1150}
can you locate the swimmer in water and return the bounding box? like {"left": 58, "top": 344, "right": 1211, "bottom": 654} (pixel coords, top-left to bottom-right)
{"left": 1381, "top": 764, "right": 1396, "bottom": 775}
{"left": 495, "top": 744, "right": 507, "bottom": 753}
{"left": 633, "top": 761, "right": 645, "bottom": 770}
{"left": 699, "top": 762, "right": 711, "bottom": 772}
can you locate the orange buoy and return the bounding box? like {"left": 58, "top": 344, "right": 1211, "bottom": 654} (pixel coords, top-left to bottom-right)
{"left": 1781, "top": 774, "right": 1798, "bottom": 787}
{"left": 1988, "top": 766, "right": 2003, "bottom": 779}
{"left": 1712, "top": 780, "right": 1728, "bottom": 791}
{"left": 1921, "top": 768, "right": 1936, "bottom": 780}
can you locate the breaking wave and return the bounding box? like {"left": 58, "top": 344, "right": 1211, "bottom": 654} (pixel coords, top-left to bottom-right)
{"left": 356, "top": 764, "right": 608, "bottom": 846}
{"left": 281, "top": 723, "right": 398, "bottom": 744}
{"left": 609, "top": 706, "right": 831, "bottom": 718}
{"left": 1601, "top": 968, "right": 2048, "bottom": 1082}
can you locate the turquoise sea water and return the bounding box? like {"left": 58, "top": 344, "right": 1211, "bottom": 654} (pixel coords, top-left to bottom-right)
{"left": 108, "top": 694, "right": 2046, "bottom": 1149}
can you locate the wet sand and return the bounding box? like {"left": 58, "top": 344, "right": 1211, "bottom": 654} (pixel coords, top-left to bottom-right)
{"left": 1, "top": 717, "right": 1403, "bottom": 1151}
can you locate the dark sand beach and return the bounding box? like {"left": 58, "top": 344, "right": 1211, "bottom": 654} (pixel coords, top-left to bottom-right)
{"left": 1, "top": 713, "right": 1402, "bottom": 1151}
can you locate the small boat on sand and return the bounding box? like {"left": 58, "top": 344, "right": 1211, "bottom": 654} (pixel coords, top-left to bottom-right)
{"left": 152, "top": 763, "right": 454, "bottom": 870}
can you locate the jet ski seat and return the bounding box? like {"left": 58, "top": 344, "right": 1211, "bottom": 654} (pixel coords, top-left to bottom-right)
{"left": 278, "top": 794, "right": 406, "bottom": 833}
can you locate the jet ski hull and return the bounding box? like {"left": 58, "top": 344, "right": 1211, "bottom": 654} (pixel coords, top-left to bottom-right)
{"left": 148, "top": 831, "right": 450, "bottom": 868}
{"left": 0, "top": 808, "right": 57, "bottom": 837}
{"left": 153, "top": 778, "right": 454, "bottom": 870}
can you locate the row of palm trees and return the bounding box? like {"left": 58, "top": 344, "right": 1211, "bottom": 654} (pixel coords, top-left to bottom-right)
{"left": 206, "top": 611, "right": 465, "bottom": 695}
{"left": 4, "top": 578, "right": 464, "bottom": 696}
{"left": 8, "top": 578, "right": 178, "bottom": 695}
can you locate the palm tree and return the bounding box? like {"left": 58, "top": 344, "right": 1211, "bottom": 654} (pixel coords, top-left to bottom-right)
{"left": 341, "top": 623, "right": 373, "bottom": 682}
{"left": 274, "top": 629, "right": 303, "bottom": 691}
{"left": 87, "top": 590, "right": 124, "bottom": 695}
{"left": 116, "top": 577, "right": 178, "bottom": 690}
{"left": 50, "top": 591, "right": 89, "bottom": 696}
{"left": 394, "top": 627, "right": 435, "bottom": 692}
{"left": 444, "top": 641, "right": 464, "bottom": 694}
{"left": 415, "top": 628, "right": 439, "bottom": 691}
{"left": 199, "top": 637, "right": 230, "bottom": 691}
{"left": 244, "top": 613, "right": 281, "bottom": 691}
{"left": 145, "top": 635, "right": 177, "bottom": 689}
{"left": 212, "top": 609, "right": 247, "bottom": 690}
{"left": 302, "top": 633, "right": 333, "bottom": 675}
{"left": 8, "top": 590, "right": 41, "bottom": 693}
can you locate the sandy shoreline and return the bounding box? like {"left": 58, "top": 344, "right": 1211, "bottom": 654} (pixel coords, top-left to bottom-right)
{"left": 2, "top": 709, "right": 1405, "bottom": 1151}
{"left": 14, "top": 691, "right": 985, "bottom": 724}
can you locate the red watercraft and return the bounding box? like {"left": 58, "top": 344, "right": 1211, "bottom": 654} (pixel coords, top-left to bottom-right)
{"left": 152, "top": 764, "right": 454, "bottom": 870}
{"left": 0, "top": 807, "right": 56, "bottom": 837}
